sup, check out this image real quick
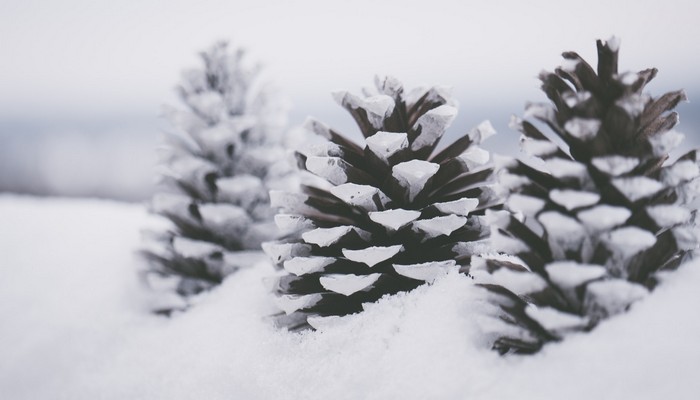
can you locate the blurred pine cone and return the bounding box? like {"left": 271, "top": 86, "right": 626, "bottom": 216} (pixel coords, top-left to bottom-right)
{"left": 142, "top": 41, "right": 292, "bottom": 314}
{"left": 476, "top": 37, "right": 699, "bottom": 353}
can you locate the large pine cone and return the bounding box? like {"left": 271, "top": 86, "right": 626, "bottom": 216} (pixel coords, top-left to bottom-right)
{"left": 475, "top": 38, "right": 699, "bottom": 353}
{"left": 264, "top": 76, "right": 501, "bottom": 329}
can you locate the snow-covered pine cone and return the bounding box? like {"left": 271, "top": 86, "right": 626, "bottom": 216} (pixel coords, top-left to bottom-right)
{"left": 475, "top": 37, "right": 699, "bottom": 353}
{"left": 264, "top": 76, "right": 501, "bottom": 329}
{"left": 142, "top": 41, "right": 291, "bottom": 314}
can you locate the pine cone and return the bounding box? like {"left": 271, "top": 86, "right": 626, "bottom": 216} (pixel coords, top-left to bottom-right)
{"left": 142, "top": 41, "right": 291, "bottom": 314}
{"left": 264, "top": 76, "right": 501, "bottom": 329}
{"left": 475, "top": 37, "right": 699, "bottom": 353}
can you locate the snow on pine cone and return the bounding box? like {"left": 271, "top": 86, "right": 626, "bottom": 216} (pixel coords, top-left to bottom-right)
{"left": 264, "top": 76, "right": 501, "bottom": 329}
{"left": 142, "top": 41, "right": 292, "bottom": 314}
{"left": 473, "top": 37, "right": 700, "bottom": 353}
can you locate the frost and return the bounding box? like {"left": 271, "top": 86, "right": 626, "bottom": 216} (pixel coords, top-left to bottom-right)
{"left": 392, "top": 160, "right": 440, "bottom": 201}
{"left": 591, "top": 155, "right": 640, "bottom": 176}
{"left": 411, "top": 215, "right": 467, "bottom": 239}
{"left": 393, "top": 260, "right": 457, "bottom": 283}
{"left": 577, "top": 205, "right": 631, "bottom": 232}
{"left": 584, "top": 279, "right": 648, "bottom": 318}
{"left": 319, "top": 273, "right": 382, "bottom": 296}
{"left": 433, "top": 198, "right": 479, "bottom": 216}
{"left": 549, "top": 189, "right": 600, "bottom": 211}
{"left": 342, "top": 245, "right": 403, "bottom": 267}
{"left": 506, "top": 193, "right": 546, "bottom": 215}
{"left": 612, "top": 176, "right": 665, "bottom": 202}
{"left": 274, "top": 293, "right": 322, "bottom": 314}
{"left": 602, "top": 226, "right": 656, "bottom": 260}
{"left": 525, "top": 305, "right": 589, "bottom": 333}
{"left": 646, "top": 204, "right": 691, "bottom": 228}
{"left": 305, "top": 156, "right": 350, "bottom": 185}
{"left": 330, "top": 183, "right": 390, "bottom": 212}
{"left": 545, "top": 261, "right": 607, "bottom": 288}
{"left": 366, "top": 131, "right": 408, "bottom": 163}
{"left": 410, "top": 105, "right": 458, "bottom": 152}
{"left": 368, "top": 209, "right": 421, "bottom": 231}
{"left": 283, "top": 256, "right": 335, "bottom": 275}
{"left": 564, "top": 118, "right": 600, "bottom": 140}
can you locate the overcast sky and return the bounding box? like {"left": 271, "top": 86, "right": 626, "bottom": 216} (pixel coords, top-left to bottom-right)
{"left": 2, "top": 0, "right": 699, "bottom": 119}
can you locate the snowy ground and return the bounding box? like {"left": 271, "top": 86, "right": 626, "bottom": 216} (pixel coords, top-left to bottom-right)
{"left": 1, "top": 195, "right": 700, "bottom": 399}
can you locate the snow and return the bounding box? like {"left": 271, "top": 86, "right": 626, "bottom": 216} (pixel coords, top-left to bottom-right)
{"left": 506, "top": 193, "right": 546, "bottom": 215}
{"left": 544, "top": 158, "right": 588, "bottom": 181}
{"left": 602, "top": 226, "right": 657, "bottom": 261}
{"left": 457, "top": 145, "right": 491, "bottom": 168}
{"left": 3, "top": 195, "right": 700, "bottom": 399}
{"left": 302, "top": 226, "right": 370, "bottom": 247}
{"left": 410, "top": 105, "right": 458, "bottom": 152}
{"left": 649, "top": 130, "right": 684, "bottom": 156}
{"left": 564, "top": 117, "right": 601, "bottom": 140}
{"left": 433, "top": 197, "right": 479, "bottom": 216}
{"left": 577, "top": 204, "right": 631, "bottom": 232}
{"left": 366, "top": 131, "right": 408, "bottom": 163}
{"left": 368, "top": 208, "right": 421, "bottom": 231}
{"left": 330, "top": 183, "right": 390, "bottom": 211}
{"left": 342, "top": 245, "right": 404, "bottom": 267}
{"left": 545, "top": 261, "right": 607, "bottom": 289}
{"left": 391, "top": 160, "right": 441, "bottom": 201}
{"left": 411, "top": 215, "right": 467, "bottom": 239}
{"left": 319, "top": 273, "right": 382, "bottom": 296}
{"left": 646, "top": 204, "right": 691, "bottom": 228}
{"left": 393, "top": 260, "right": 458, "bottom": 283}
{"left": 591, "top": 155, "right": 640, "bottom": 176}
{"left": 612, "top": 176, "right": 665, "bottom": 202}
{"left": 283, "top": 257, "right": 335, "bottom": 276}
{"left": 305, "top": 156, "right": 350, "bottom": 185}
{"left": 584, "top": 279, "right": 649, "bottom": 318}
{"left": 521, "top": 137, "right": 559, "bottom": 157}
{"left": 549, "top": 189, "right": 600, "bottom": 211}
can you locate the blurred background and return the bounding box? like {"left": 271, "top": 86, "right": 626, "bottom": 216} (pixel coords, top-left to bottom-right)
{"left": 1, "top": 0, "right": 699, "bottom": 201}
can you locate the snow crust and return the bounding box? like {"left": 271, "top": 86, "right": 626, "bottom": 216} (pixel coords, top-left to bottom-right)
{"left": 3, "top": 196, "right": 700, "bottom": 399}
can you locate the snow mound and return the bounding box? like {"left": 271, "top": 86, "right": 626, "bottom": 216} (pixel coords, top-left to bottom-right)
{"left": 2, "top": 195, "right": 700, "bottom": 399}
